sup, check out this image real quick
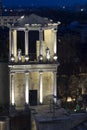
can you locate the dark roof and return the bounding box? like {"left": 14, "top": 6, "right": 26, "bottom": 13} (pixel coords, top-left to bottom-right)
{"left": 13, "top": 14, "right": 53, "bottom": 27}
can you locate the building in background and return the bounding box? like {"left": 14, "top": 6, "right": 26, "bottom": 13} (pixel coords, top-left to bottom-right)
{"left": 8, "top": 14, "right": 60, "bottom": 111}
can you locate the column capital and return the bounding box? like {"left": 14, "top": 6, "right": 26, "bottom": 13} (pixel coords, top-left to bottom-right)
{"left": 11, "top": 29, "right": 14, "bottom": 32}
{"left": 39, "top": 71, "right": 43, "bottom": 74}
{"left": 54, "top": 28, "right": 57, "bottom": 32}
{"left": 39, "top": 28, "right": 43, "bottom": 32}
{"left": 25, "top": 71, "right": 29, "bottom": 75}
{"left": 25, "top": 28, "right": 29, "bottom": 32}
{"left": 10, "top": 72, "right": 15, "bottom": 76}
{"left": 53, "top": 71, "right": 57, "bottom": 74}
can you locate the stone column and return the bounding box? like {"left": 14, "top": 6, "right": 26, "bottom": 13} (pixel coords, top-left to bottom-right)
{"left": 39, "top": 71, "right": 43, "bottom": 104}
{"left": 11, "top": 30, "right": 14, "bottom": 56}
{"left": 25, "top": 72, "right": 29, "bottom": 106}
{"left": 25, "top": 29, "right": 29, "bottom": 61}
{"left": 53, "top": 29, "right": 57, "bottom": 60}
{"left": 53, "top": 71, "right": 57, "bottom": 103}
{"left": 39, "top": 29, "right": 43, "bottom": 60}
{"left": 13, "top": 30, "right": 17, "bottom": 57}
{"left": 9, "top": 29, "right": 12, "bottom": 59}
{"left": 9, "top": 29, "right": 15, "bottom": 62}
{"left": 10, "top": 72, "right": 15, "bottom": 106}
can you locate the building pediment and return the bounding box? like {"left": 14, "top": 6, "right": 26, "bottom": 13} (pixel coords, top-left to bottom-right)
{"left": 13, "top": 14, "right": 54, "bottom": 27}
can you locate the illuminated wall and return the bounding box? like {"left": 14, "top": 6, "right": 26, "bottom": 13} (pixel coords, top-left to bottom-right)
{"left": 36, "top": 29, "right": 55, "bottom": 61}
{"left": 14, "top": 71, "right": 53, "bottom": 108}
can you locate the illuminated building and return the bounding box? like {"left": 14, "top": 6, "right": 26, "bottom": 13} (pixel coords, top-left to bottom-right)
{"left": 0, "top": 16, "right": 20, "bottom": 26}
{"left": 8, "top": 14, "right": 60, "bottom": 111}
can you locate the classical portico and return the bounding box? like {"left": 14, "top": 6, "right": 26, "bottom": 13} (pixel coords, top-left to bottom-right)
{"left": 8, "top": 14, "right": 60, "bottom": 110}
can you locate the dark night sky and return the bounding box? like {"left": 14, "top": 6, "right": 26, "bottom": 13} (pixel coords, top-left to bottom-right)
{"left": 2, "top": 0, "right": 87, "bottom": 7}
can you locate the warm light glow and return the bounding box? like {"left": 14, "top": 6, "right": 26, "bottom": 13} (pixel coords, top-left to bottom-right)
{"left": 10, "top": 55, "right": 15, "bottom": 62}
{"left": 67, "top": 97, "right": 72, "bottom": 102}
{"left": 53, "top": 55, "right": 57, "bottom": 61}
{"left": 39, "top": 55, "right": 43, "bottom": 61}
{"left": 25, "top": 55, "right": 29, "bottom": 62}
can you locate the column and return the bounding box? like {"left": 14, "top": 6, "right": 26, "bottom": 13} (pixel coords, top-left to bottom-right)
{"left": 10, "top": 72, "right": 15, "bottom": 106}
{"left": 9, "top": 29, "right": 15, "bottom": 62}
{"left": 53, "top": 71, "right": 57, "bottom": 103}
{"left": 13, "top": 30, "right": 17, "bottom": 57}
{"left": 54, "top": 29, "right": 57, "bottom": 54}
{"left": 9, "top": 28, "right": 12, "bottom": 59}
{"left": 39, "top": 71, "right": 43, "bottom": 104}
{"left": 25, "top": 72, "right": 29, "bottom": 105}
{"left": 53, "top": 29, "right": 57, "bottom": 60}
{"left": 25, "top": 29, "right": 29, "bottom": 61}
{"left": 39, "top": 29, "right": 43, "bottom": 60}
{"left": 11, "top": 30, "right": 14, "bottom": 56}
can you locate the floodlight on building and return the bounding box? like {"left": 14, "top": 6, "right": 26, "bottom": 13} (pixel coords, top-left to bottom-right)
{"left": 25, "top": 55, "right": 29, "bottom": 62}
{"left": 67, "top": 97, "right": 72, "bottom": 102}
{"left": 10, "top": 54, "right": 15, "bottom": 62}
{"left": 53, "top": 54, "right": 57, "bottom": 61}
{"left": 39, "top": 54, "right": 43, "bottom": 62}
{"left": 21, "top": 15, "right": 24, "bottom": 19}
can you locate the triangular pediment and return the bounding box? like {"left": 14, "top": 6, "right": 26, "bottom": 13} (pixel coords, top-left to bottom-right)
{"left": 13, "top": 14, "right": 53, "bottom": 27}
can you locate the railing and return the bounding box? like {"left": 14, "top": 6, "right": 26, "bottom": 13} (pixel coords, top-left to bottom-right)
{"left": 9, "top": 53, "right": 58, "bottom": 64}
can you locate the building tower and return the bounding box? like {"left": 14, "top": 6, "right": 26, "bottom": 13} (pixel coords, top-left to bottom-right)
{"left": 0, "top": 0, "right": 2, "bottom": 16}
{"left": 8, "top": 14, "right": 60, "bottom": 111}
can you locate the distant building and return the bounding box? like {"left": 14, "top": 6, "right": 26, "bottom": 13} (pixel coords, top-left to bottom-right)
{"left": 8, "top": 14, "right": 60, "bottom": 111}
{"left": 0, "top": 16, "right": 20, "bottom": 26}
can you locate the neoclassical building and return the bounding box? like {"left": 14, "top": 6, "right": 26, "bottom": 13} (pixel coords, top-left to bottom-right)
{"left": 8, "top": 14, "right": 60, "bottom": 110}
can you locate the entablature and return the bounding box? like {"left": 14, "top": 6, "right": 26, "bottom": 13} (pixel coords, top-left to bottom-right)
{"left": 8, "top": 63, "right": 59, "bottom": 73}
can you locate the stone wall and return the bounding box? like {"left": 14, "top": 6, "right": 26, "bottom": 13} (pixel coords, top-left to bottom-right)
{"left": 14, "top": 72, "right": 54, "bottom": 108}
{"left": 36, "top": 29, "right": 55, "bottom": 61}
{"left": 14, "top": 73, "right": 25, "bottom": 109}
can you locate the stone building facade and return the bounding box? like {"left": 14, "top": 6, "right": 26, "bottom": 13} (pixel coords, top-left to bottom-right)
{"left": 8, "top": 14, "right": 60, "bottom": 110}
